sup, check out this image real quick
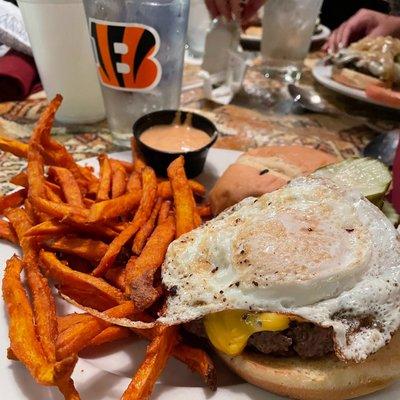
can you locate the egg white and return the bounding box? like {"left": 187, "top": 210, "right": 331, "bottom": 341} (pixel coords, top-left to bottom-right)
{"left": 160, "top": 177, "right": 400, "bottom": 362}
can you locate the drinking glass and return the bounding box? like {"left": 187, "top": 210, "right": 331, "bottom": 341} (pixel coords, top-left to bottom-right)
{"left": 261, "top": 0, "right": 323, "bottom": 83}
{"left": 17, "top": 0, "right": 105, "bottom": 124}
{"left": 186, "top": 0, "right": 210, "bottom": 60}
{"left": 82, "top": 0, "right": 190, "bottom": 146}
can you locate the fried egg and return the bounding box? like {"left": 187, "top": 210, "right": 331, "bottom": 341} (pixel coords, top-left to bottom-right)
{"left": 160, "top": 177, "right": 400, "bottom": 362}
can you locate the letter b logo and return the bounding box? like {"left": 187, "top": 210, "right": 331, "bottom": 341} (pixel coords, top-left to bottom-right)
{"left": 89, "top": 19, "right": 161, "bottom": 91}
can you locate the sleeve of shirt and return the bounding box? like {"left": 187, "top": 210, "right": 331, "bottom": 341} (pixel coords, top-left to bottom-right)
{"left": 389, "top": 0, "right": 400, "bottom": 15}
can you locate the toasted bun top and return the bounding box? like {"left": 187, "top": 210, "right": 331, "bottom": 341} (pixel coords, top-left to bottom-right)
{"left": 209, "top": 146, "right": 337, "bottom": 215}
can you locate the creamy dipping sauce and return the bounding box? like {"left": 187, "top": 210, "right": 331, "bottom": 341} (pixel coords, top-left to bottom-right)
{"left": 140, "top": 124, "right": 211, "bottom": 153}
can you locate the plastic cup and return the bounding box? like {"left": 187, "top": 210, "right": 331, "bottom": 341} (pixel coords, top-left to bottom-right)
{"left": 82, "top": 0, "right": 190, "bottom": 146}
{"left": 17, "top": 0, "right": 105, "bottom": 124}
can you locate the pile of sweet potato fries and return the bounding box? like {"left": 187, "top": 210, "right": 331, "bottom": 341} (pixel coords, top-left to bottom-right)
{"left": 0, "top": 95, "right": 216, "bottom": 399}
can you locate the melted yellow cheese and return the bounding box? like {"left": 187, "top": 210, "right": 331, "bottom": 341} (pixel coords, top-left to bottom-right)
{"left": 204, "top": 310, "right": 293, "bottom": 356}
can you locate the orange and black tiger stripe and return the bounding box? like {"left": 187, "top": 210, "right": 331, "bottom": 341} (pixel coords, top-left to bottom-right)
{"left": 90, "top": 21, "right": 161, "bottom": 91}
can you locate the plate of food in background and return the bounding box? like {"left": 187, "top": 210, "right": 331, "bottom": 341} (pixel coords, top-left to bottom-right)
{"left": 313, "top": 36, "right": 400, "bottom": 110}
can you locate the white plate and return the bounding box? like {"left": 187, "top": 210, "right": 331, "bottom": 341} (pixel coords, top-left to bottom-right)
{"left": 312, "top": 24, "right": 331, "bottom": 42}
{"left": 312, "top": 61, "right": 400, "bottom": 111}
{"left": 240, "top": 24, "right": 330, "bottom": 44}
{"left": 2, "top": 148, "right": 400, "bottom": 399}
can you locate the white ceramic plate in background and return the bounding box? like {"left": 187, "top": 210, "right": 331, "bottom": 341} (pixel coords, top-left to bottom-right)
{"left": 312, "top": 62, "right": 400, "bottom": 111}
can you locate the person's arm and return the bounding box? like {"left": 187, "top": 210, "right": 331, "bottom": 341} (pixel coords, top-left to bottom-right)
{"left": 204, "top": 0, "right": 265, "bottom": 27}
{"left": 323, "top": 8, "right": 400, "bottom": 52}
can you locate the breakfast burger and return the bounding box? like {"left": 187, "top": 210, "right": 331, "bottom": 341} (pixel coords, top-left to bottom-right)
{"left": 158, "top": 159, "right": 400, "bottom": 400}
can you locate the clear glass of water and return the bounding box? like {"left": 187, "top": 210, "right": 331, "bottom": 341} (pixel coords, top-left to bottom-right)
{"left": 82, "top": 0, "right": 189, "bottom": 146}
{"left": 261, "top": 0, "right": 323, "bottom": 83}
{"left": 186, "top": 0, "right": 210, "bottom": 60}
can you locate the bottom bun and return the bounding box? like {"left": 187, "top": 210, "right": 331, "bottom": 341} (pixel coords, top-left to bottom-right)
{"left": 219, "top": 330, "right": 400, "bottom": 400}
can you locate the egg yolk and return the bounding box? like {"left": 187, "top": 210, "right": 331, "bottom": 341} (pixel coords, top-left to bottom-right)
{"left": 204, "top": 310, "right": 294, "bottom": 356}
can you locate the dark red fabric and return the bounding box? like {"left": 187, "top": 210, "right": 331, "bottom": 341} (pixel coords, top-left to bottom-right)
{"left": 391, "top": 143, "right": 400, "bottom": 213}
{"left": 0, "top": 49, "right": 41, "bottom": 101}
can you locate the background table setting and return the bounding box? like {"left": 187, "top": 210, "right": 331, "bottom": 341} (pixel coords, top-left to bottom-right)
{"left": 1, "top": 58, "right": 395, "bottom": 195}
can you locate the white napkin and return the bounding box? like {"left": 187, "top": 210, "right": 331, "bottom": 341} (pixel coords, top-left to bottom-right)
{"left": 0, "top": 0, "right": 31, "bottom": 55}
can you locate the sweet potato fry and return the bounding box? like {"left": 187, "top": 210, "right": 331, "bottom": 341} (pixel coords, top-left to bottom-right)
{"left": 56, "top": 301, "right": 136, "bottom": 359}
{"left": 158, "top": 180, "right": 206, "bottom": 199}
{"left": 31, "top": 94, "right": 63, "bottom": 144}
{"left": 1, "top": 99, "right": 95, "bottom": 192}
{"left": 110, "top": 159, "right": 134, "bottom": 173}
{"left": 104, "top": 267, "right": 126, "bottom": 291}
{"left": 40, "top": 250, "right": 125, "bottom": 311}
{"left": 132, "top": 198, "right": 162, "bottom": 254}
{"left": 56, "top": 310, "right": 215, "bottom": 388}
{"left": 6, "top": 208, "right": 58, "bottom": 363}
{"left": 121, "top": 325, "right": 179, "bottom": 400}
{"left": 58, "top": 313, "right": 93, "bottom": 334}
{"left": 69, "top": 222, "right": 119, "bottom": 240}
{"left": 0, "top": 219, "right": 18, "bottom": 244}
{"left": 5, "top": 207, "right": 33, "bottom": 237}
{"left": 49, "top": 167, "right": 84, "bottom": 207}
{"left": 11, "top": 171, "right": 63, "bottom": 198}
{"left": 97, "top": 154, "right": 112, "bottom": 201}
{"left": 111, "top": 161, "right": 128, "bottom": 198}
{"left": 33, "top": 95, "right": 95, "bottom": 193}
{"left": 126, "top": 214, "right": 175, "bottom": 308}
{"left": 54, "top": 354, "right": 78, "bottom": 383}
{"left": 27, "top": 143, "right": 47, "bottom": 201}
{"left": 78, "top": 166, "right": 99, "bottom": 195}
{"left": 45, "top": 236, "right": 108, "bottom": 263}
{"left": 31, "top": 197, "right": 89, "bottom": 224}
{"left": 0, "top": 188, "right": 26, "bottom": 213}
{"left": 158, "top": 200, "right": 171, "bottom": 224}
{"left": 24, "top": 199, "right": 38, "bottom": 223}
{"left": 92, "top": 167, "right": 158, "bottom": 277}
{"left": 127, "top": 171, "right": 142, "bottom": 193}
{"left": 56, "top": 377, "right": 81, "bottom": 400}
{"left": 0, "top": 134, "right": 28, "bottom": 158}
{"left": 87, "top": 326, "right": 132, "bottom": 348}
{"left": 108, "top": 221, "right": 129, "bottom": 233}
{"left": 6, "top": 348, "right": 80, "bottom": 397}
{"left": 172, "top": 344, "right": 217, "bottom": 390}
{"left": 167, "top": 156, "right": 197, "bottom": 237}
{"left": 45, "top": 185, "right": 63, "bottom": 203}
{"left": 2, "top": 256, "right": 55, "bottom": 385}
{"left": 129, "top": 329, "right": 216, "bottom": 389}
{"left": 46, "top": 182, "right": 63, "bottom": 197}
{"left": 83, "top": 197, "right": 95, "bottom": 208}
{"left": 57, "top": 318, "right": 107, "bottom": 360}
{"left": 88, "top": 191, "right": 142, "bottom": 223}
{"left": 10, "top": 171, "right": 29, "bottom": 187}
{"left": 24, "top": 219, "right": 118, "bottom": 241}
{"left": 24, "top": 219, "right": 73, "bottom": 237}
{"left": 197, "top": 204, "right": 212, "bottom": 218}
{"left": 131, "top": 137, "right": 146, "bottom": 172}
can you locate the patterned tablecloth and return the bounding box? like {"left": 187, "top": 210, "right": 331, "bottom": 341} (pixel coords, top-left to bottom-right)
{"left": 0, "top": 56, "right": 399, "bottom": 195}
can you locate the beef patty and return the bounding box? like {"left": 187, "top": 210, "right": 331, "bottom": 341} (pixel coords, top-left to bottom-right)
{"left": 185, "top": 319, "right": 334, "bottom": 359}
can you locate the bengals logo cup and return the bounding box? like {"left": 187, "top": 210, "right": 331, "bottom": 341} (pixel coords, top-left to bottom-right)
{"left": 89, "top": 19, "right": 162, "bottom": 92}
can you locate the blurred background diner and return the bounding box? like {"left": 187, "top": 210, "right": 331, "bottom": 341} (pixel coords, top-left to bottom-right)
{"left": 0, "top": 0, "right": 399, "bottom": 214}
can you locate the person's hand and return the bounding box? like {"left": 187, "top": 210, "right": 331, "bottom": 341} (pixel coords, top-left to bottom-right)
{"left": 323, "top": 9, "right": 400, "bottom": 53}
{"left": 204, "top": 0, "right": 265, "bottom": 27}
